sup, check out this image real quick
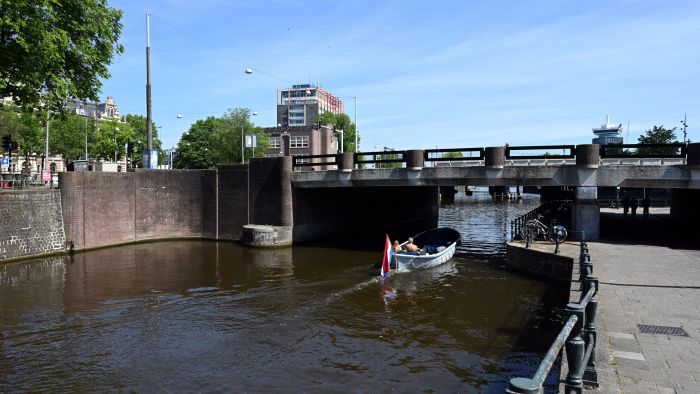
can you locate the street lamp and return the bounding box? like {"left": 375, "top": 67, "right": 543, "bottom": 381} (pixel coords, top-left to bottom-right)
{"left": 242, "top": 111, "right": 259, "bottom": 163}
{"left": 336, "top": 129, "right": 344, "bottom": 153}
{"left": 114, "top": 127, "right": 120, "bottom": 162}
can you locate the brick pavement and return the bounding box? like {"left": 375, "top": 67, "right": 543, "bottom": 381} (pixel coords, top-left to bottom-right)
{"left": 556, "top": 208, "right": 700, "bottom": 393}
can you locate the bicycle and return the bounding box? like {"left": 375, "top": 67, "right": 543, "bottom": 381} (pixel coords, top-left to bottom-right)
{"left": 524, "top": 215, "right": 567, "bottom": 243}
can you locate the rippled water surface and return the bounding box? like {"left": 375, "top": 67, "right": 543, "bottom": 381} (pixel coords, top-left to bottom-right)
{"left": 1, "top": 192, "right": 566, "bottom": 392}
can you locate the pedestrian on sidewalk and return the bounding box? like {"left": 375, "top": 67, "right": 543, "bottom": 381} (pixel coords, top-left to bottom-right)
{"left": 623, "top": 195, "right": 630, "bottom": 215}
{"left": 642, "top": 196, "right": 650, "bottom": 219}
{"left": 631, "top": 197, "right": 638, "bottom": 216}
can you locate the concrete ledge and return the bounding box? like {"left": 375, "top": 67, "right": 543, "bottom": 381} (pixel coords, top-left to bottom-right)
{"left": 241, "top": 224, "right": 292, "bottom": 248}
{"left": 505, "top": 241, "right": 574, "bottom": 282}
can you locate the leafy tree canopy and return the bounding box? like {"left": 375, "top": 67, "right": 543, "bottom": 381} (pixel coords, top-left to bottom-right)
{"left": 637, "top": 125, "right": 680, "bottom": 156}
{"left": 0, "top": 0, "right": 124, "bottom": 110}
{"left": 174, "top": 108, "right": 269, "bottom": 169}
{"left": 315, "top": 112, "right": 359, "bottom": 153}
{"left": 123, "top": 114, "right": 163, "bottom": 167}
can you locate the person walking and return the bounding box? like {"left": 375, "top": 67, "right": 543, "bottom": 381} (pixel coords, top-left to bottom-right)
{"left": 631, "top": 197, "right": 638, "bottom": 217}
{"left": 623, "top": 195, "right": 630, "bottom": 215}
{"left": 642, "top": 196, "right": 651, "bottom": 219}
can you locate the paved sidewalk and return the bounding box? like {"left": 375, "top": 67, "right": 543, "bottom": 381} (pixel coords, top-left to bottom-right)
{"left": 551, "top": 208, "right": 700, "bottom": 393}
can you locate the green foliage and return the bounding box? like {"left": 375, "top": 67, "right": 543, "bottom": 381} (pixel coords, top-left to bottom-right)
{"left": 443, "top": 151, "right": 463, "bottom": 159}
{"left": 637, "top": 125, "right": 679, "bottom": 156}
{"left": 0, "top": 106, "right": 44, "bottom": 160}
{"left": 174, "top": 108, "right": 269, "bottom": 169}
{"left": 315, "top": 112, "right": 359, "bottom": 153}
{"left": 0, "top": 0, "right": 124, "bottom": 111}
{"left": 48, "top": 112, "right": 95, "bottom": 162}
{"left": 123, "top": 114, "right": 163, "bottom": 167}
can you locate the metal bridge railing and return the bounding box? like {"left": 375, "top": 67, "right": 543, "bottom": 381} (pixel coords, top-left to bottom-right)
{"left": 507, "top": 239, "right": 599, "bottom": 394}
{"left": 289, "top": 143, "right": 690, "bottom": 170}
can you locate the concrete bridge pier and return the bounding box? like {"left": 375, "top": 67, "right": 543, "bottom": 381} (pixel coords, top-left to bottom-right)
{"left": 439, "top": 186, "right": 457, "bottom": 202}
{"left": 670, "top": 143, "right": 700, "bottom": 226}
{"left": 571, "top": 187, "right": 599, "bottom": 240}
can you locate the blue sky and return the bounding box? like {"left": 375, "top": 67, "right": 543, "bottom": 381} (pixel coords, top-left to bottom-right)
{"left": 102, "top": 0, "right": 699, "bottom": 150}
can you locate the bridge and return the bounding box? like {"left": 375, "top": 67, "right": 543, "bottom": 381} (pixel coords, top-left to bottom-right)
{"left": 48, "top": 143, "right": 700, "bottom": 256}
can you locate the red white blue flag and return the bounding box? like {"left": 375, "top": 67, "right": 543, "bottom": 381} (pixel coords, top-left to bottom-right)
{"left": 381, "top": 234, "right": 392, "bottom": 277}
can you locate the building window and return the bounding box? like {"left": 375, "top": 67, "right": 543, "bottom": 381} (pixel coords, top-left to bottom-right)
{"left": 290, "top": 136, "right": 309, "bottom": 148}
{"left": 270, "top": 137, "right": 281, "bottom": 149}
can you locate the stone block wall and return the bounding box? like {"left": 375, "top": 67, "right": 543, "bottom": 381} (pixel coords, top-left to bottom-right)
{"left": 505, "top": 242, "right": 574, "bottom": 282}
{"left": 0, "top": 190, "right": 65, "bottom": 260}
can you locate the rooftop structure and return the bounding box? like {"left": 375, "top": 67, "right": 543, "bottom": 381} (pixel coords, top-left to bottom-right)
{"left": 592, "top": 115, "right": 623, "bottom": 145}
{"left": 277, "top": 84, "right": 343, "bottom": 127}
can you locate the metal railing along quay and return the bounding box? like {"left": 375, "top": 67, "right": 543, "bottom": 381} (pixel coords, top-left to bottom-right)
{"left": 507, "top": 240, "right": 599, "bottom": 394}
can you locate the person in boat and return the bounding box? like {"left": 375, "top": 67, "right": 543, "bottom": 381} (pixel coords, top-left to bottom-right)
{"left": 393, "top": 240, "right": 402, "bottom": 253}
{"left": 403, "top": 237, "right": 420, "bottom": 254}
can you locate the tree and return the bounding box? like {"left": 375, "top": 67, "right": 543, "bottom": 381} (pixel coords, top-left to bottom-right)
{"left": 173, "top": 108, "right": 269, "bottom": 169}
{"left": 315, "top": 112, "right": 359, "bottom": 153}
{"left": 0, "top": 0, "right": 124, "bottom": 111}
{"left": 91, "top": 119, "right": 134, "bottom": 162}
{"left": 123, "top": 114, "right": 164, "bottom": 167}
{"left": 49, "top": 112, "right": 93, "bottom": 163}
{"left": 443, "top": 151, "right": 463, "bottom": 159}
{"left": 637, "top": 125, "right": 680, "bottom": 156}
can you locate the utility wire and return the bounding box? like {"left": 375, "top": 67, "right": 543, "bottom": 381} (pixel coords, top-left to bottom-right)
{"left": 150, "top": 14, "right": 293, "bottom": 85}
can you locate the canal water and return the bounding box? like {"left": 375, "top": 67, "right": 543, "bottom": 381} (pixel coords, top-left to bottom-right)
{"left": 0, "top": 192, "right": 567, "bottom": 393}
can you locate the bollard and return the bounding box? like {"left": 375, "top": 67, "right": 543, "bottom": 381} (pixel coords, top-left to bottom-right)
{"left": 565, "top": 303, "right": 585, "bottom": 393}
{"left": 555, "top": 237, "right": 560, "bottom": 254}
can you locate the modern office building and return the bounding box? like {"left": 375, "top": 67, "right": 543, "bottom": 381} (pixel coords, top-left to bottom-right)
{"left": 276, "top": 84, "right": 343, "bottom": 127}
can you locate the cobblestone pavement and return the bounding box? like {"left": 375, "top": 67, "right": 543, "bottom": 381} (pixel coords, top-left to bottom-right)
{"left": 555, "top": 208, "right": 700, "bottom": 393}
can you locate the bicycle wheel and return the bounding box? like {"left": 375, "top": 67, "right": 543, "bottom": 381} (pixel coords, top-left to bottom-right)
{"left": 547, "top": 225, "right": 567, "bottom": 243}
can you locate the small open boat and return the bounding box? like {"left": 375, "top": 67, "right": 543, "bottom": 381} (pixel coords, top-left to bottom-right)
{"left": 394, "top": 228, "right": 461, "bottom": 271}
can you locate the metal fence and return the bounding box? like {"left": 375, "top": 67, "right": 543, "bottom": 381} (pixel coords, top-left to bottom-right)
{"left": 507, "top": 240, "right": 599, "bottom": 394}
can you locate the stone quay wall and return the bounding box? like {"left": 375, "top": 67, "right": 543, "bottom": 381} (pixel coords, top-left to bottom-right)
{"left": 59, "top": 170, "right": 218, "bottom": 251}
{"left": 0, "top": 190, "right": 66, "bottom": 260}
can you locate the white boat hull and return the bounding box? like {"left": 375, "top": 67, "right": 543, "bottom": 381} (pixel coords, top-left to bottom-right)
{"left": 395, "top": 241, "right": 457, "bottom": 272}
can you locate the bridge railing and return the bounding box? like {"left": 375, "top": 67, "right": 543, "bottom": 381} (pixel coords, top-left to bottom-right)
{"left": 506, "top": 145, "right": 576, "bottom": 160}
{"left": 288, "top": 143, "right": 691, "bottom": 170}
{"left": 353, "top": 150, "right": 407, "bottom": 167}
{"left": 507, "top": 239, "right": 598, "bottom": 394}
{"left": 424, "top": 147, "right": 484, "bottom": 163}
{"left": 292, "top": 154, "right": 338, "bottom": 169}
{"left": 600, "top": 143, "right": 686, "bottom": 159}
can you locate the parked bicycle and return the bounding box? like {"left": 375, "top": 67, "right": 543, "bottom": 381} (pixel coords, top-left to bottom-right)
{"left": 524, "top": 215, "right": 567, "bottom": 243}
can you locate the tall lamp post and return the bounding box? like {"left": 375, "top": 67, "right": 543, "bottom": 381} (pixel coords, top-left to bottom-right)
{"left": 242, "top": 111, "right": 258, "bottom": 163}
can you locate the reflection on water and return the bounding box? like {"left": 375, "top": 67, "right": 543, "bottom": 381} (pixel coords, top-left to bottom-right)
{"left": 0, "top": 194, "right": 565, "bottom": 393}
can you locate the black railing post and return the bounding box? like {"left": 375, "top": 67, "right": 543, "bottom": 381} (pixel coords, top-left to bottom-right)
{"left": 565, "top": 303, "right": 585, "bottom": 394}
{"left": 555, "top": 236, "right": 560, "bottom": 254}
{"left": 583, "top": 276, "right": 599, "bottom": 387}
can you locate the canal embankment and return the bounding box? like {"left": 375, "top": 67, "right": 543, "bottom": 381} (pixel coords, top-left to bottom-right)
{"left": 508, "top": 207, "right": 700, "bottom": 393}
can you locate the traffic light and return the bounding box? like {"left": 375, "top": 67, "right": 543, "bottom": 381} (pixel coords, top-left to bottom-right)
{"left": 1, "top": 134, "right": 10, "bottom": 152}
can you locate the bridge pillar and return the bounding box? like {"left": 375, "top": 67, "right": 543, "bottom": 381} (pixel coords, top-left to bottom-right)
{"left": 485, "top": 146, "right": 505, "bottom": 169}
{"left": 688, "top": 142, "right": 700, "bottom": 166}
{"left": 576, "top": 144, "right": 600, "bottom": 168}
{"left": 337, "top": 152, "right": 354, "bottom": 172}
{"left": 406, "top": 149, "right": 424, "bottom": 170}
{"left": 571, "top": 187, "right": 599, "bottom": 240}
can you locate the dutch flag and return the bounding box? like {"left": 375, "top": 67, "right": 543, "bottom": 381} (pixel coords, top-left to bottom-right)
{"left": 381, "top": 234, "right": 392, "bottom": 277}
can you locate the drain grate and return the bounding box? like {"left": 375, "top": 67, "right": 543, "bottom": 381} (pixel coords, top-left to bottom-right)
{"left": 637, "top": 324, "right": 689, "bottom": 337}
